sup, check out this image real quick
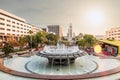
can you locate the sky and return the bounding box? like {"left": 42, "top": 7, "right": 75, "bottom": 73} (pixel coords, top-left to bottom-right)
{"left": 0, "top": 0, "right": 120, "bottom": 36}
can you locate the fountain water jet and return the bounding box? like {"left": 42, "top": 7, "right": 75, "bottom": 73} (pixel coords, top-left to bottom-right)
{"left": 37, "top": 44, "right": 85, "bottom": 65}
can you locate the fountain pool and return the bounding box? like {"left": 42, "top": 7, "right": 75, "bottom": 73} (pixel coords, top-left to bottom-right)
{"left": 1, "top": 45, "right": 120, "bottom": 79}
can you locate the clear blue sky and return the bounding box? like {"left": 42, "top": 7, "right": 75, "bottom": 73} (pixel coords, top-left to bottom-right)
{"left": 0, "top": 0, "right": 120, "bottom": 36}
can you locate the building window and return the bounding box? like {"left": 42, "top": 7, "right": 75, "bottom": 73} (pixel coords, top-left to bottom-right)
{"left": 0, "top": 33, "right": 4, "bottom": 35}
{"left": 17, "top": 23, "right": 19, "bottom": 25}
{"left": 7, "top": 24, "right": 11, "bottom": 27}
{"left": 17, "top": 30, "right": 19, "bottom": 32}
{"left": 0, "top": 28, "right": 5, "bottom": 30}
{"left": 21, "top": 24, "right": 23, "bottom": 26}
{"left": 17, "top": 26, "right": 19, "bottom": 29}
{"left": 21, "top": 28, "right": 23, "bottom": 29}
{"left": 12, "top": 25, "right": 15, "bottom": 28}
{"left": 0, "top": 23, "right": 5, "bottom": 25}
{"left": 7, "top": 20, "right": 11, "bottom": 22}
{"left": 24, "top": 25, "right": 26, "bottom": 27}
{"left": 12, "top": 30, "right": 15, "bottom": 32}
{"left": 7, "top": 29, "right": 11, "bottom": 31}
{"left": 7, "top": 33, "right": 10, "bottom": 35}
{"left": 0, "top": 17, "right": 5, "bottom": 21}
{"left": 12, "top": 21, "right": 15, "bottom": 24}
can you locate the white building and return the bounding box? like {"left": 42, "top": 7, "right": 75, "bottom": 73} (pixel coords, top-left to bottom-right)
{"left": 106, "top": 27, "right": 120, "bottom": 40}
{"left": 0, "top": 9, "right": 42, "bottom": 42}
{"left": 67, "top": 24, "right": 73, "bottom": 41}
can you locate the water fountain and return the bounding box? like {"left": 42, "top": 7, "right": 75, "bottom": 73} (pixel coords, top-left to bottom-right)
{"left": 25, "top": 43, "right": 98, "bottom": 75}
{"left": 1, "top": 43, "right": 120, "bottom": 80}
{"left": 37, "top": 44, "right": 85, "bottom": 65}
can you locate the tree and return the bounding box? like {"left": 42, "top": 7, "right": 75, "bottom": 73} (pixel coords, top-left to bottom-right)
{"left": 19, "top": 37, "right": 26, "bottom": 46}
{"left": 23, "top": 35, "right": 37, "bottom": 48}
{"left": 74, "top": 33, "right": 83, "bottom": 41}
{"left": 46, "top": 33, "right": 58, "bottom": 45}
{"left": 76, "top": 39, "right": 85, "bottom": 47}
{"left": 76, "top": 34, "right": 97, "bottom": 48}
{"left": 36, "top": 31, "right": 46, "bottom": 45}
{"left": 78, "top": 33, "right": 83, "bottom": 39}
{"left": 83, "top": 34, "right": 97, "bottom": 47}
{"left": 2, "top": 42, "right": 14, "bottom": 56}
{"left": 28, "top": 30, "right": 33, "bottom": 34}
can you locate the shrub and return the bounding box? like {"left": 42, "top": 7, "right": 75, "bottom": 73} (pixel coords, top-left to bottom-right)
{"left": 2, "top": 42, "right": 14, "bottom": 56}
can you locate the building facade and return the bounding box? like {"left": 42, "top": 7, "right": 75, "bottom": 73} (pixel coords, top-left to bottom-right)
{"left": 106, "top": 27, "right": 120, "bottom": 40}
{"left": 67, "top": 24, "right": 73, "bottom": 41}
{"left": 47, "top": 25, "right": 62, "bottom": 39}
{"left": 0, "top": 9, "right": 41, "bottom": 42}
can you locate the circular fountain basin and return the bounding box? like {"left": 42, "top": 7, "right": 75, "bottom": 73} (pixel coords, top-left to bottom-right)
{"left": 25, "top": 56, "right": 98, "bottom": 75}
{"left": 2, "top": 55, "right": 120, "bottom": 80}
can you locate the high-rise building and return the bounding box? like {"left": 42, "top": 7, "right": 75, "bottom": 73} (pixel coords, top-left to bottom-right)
{"left": 47, "top": 25, "right": 62, "bottom": 39}
{"left": 0, "top": 9, "right": 42, "bottom": 42}
{"left": 106, "top": 27, "right": 120, "bottom": 40}
{"left": 67, "top": 23, "right": 73, "bottom": 41}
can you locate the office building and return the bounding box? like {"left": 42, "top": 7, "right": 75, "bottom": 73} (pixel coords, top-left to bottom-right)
{"left": 47, "top": 25, "right": 62, "bottom": 39}
{"left": 0, "top": 9, "right": 42, "bottom": 42}
{"left": 106, "top": 27, "right": 120, "bottom": 40}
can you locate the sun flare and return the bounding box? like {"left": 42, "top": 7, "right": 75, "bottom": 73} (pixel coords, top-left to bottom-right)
{"left": 86, "top": 10, "right": 104, "bottom": 25}
{"left": 94, "top": 45, "right": 102, "bottom": 53}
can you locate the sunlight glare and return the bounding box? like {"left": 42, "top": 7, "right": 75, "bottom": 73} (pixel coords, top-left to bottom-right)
{"left": 94, "top": 45, "right": 102, "bottom": 54}
{"left": 87, "top": 10, "right": 104, "bottom": 25}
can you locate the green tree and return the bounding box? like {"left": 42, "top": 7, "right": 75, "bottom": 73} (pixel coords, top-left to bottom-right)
{"left": 74, "top": 33, "right": 83, "bottom": 41}
{"left": 78, "top": 33, "right": 83, "bottom": 39}
{"left": 76, "top": 34, "right": 97, "bottom": 48}
{"left": 20, "top": 31, "right": 47, "bottom": 48}
{"left": 2, "top": 42, "right": 14, "bottom": 56}
{"left": 28, "top": 30, "right": 33, "bottom": 34}
{"left": 19, "top": 37, "right": 27, "bottom": 46}
{"left": 24, "top": 35, "right": 37, "bottom": 48}
{"left": 76, "top": 39, "right": 85, "bottom": 47}
{"left": 46, "top": 33, "right": 58, "bottom": 45}
{"left": 83, "top": 34, "right": 97, "bottom": 47}
{"left": 36, "top": 31, "right": 46, "bottom": 45}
